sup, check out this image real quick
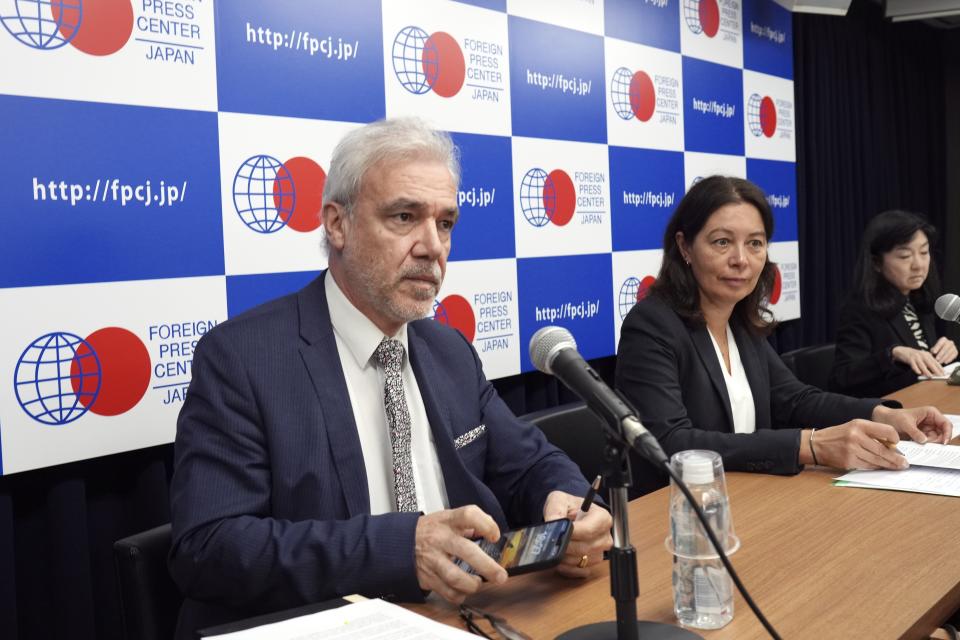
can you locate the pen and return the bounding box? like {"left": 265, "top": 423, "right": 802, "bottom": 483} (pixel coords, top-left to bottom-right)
{"left": 578, "top": 475, "right": 602, "bottom": 518}
{"left": 877, "top": 438, "right": 905, "bottom": 456}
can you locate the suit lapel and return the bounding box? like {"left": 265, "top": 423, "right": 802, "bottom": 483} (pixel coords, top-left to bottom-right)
{"left": 296, "top": 274, "right": 370, "bottom": 518}
{"left": 689, "top": 324, "right": 735, "bottom": 432}
{"left": 921, "top": 313, "right": 937, "bottom": 347}
{"left": 407, "top": 326, "right": 474, "bottom": 510}
{"left": 888, "top": 312, "right": 916, "bottom": 347}
{"left": 731, "top": 322, "right": 770, "bottom": 430}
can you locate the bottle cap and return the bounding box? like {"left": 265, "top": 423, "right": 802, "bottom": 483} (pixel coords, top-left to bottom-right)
{"left": 681, "top": 454, "right": 715, "bottom": 485}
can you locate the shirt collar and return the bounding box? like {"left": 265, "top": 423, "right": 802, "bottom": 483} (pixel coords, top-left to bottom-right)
{"left": 325, "top": 271, "right": 409, "bottom": 370}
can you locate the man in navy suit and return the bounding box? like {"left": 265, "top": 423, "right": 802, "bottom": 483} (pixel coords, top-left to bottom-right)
{"left": 169, "top": 118, "right": 612, "bottom": 636}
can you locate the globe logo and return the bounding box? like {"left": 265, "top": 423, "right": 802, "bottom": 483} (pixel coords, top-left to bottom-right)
{"left": 1, "top": 0, "right": 133, "bottom": 55}
{"left": 611, "top": 67, "right": 656, "bottom": 122}
{"left": 683, "top": 0, "right": 720, "bottom": 38}
{"left": 233, "top": 155, "right": 296, "bottom": 234}
{"left": 619, "top": 276, "right": 655, "bottom": 320}
{"left": 14, "top": 327, "right": 151, "bottom": 425}
{"left": 392, "top": 26, "right": 465, "bottom": 98}
{"left": 747, "top": 93, "right": 777, "bottom": 138}
{"left": 1, "top": 0, "right": 81, "bottom": 49}
{"left": 433, "top": 295, "right": 476, "bottom": 342}
{"left": 14, "top": 332, "right": 101, "bottom": 425}
{"left": 519, "top": 168, "right": 576, "bottom": 228}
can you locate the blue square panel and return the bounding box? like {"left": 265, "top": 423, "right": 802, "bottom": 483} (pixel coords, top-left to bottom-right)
{"left": 609, "top": 146, "right": 685, "bottom": 252}
{"left": 517, "top": 253, "right": 613, "bottom": 372}
{"left": 0, "top": 96, "right": 223, "bottom": 288}
{"left": 682, "top": 56, "right": 744, "bottom": 155}
{"left": 216, "top": 0, "right": 385, "bottom": 121}
{"left": 509, "top": 16, "right": 606, "bottom": 143}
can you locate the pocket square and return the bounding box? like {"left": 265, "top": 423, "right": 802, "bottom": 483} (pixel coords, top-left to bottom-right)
{"left": 454, "top": 424, "right": 486, "bottom": 449}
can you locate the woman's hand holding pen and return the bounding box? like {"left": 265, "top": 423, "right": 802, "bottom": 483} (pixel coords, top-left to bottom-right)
{"left": 803, "top": 420, "right": 908, "bottom": 471}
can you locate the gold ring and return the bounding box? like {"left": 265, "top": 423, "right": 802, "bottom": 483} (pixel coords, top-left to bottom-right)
{"left": 577, "top": 554, "right": 589, "bottom": 569}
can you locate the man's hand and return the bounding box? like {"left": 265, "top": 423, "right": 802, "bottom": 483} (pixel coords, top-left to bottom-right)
{"left": 543, "top": 490, "right": 612, "bottom": 578}
{"left": 872, "top": 404, "right": 951, "bottom": 445}
{"left": 414, "top": 506, "right": 507, "bottom": 604}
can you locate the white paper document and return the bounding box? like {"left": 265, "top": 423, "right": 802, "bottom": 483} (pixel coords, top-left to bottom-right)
{"left": 917, "top": 361, "right": 960, "bottom": 380}
{"left": 835, "top": 467, "right": 960, "bottom": 498}
{"left": 205, "top": 598, "right": 478, "bottom": 639}
{"left": 949, "top": 414, "right": 960, "bottom": 440}
{"left": 896, "top": 441, "right": 960, "bottom": 470}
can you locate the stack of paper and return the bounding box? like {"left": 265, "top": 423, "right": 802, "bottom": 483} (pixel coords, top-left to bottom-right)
{"left": 206, "top": 598, "right": 479, "bottom": 639}
{"left": 835, "top": 415, "right": 960, "bottom": 497}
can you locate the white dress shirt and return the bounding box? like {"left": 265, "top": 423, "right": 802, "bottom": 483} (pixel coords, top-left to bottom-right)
{"left": 708, "top": 324, "right": 756, "bottom": 434}
{"left": 325, "top": 272, "right": 450, "bottom": 515}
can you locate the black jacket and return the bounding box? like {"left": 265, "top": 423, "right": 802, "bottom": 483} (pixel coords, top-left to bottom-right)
{"left": 828, "top": 299, "right": 937, "bottom": 397}
{"left": 616, "top": 295, "right": 881, "bottom": 496}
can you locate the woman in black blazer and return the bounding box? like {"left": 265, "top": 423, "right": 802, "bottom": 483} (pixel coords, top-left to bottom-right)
{"left": 615, "top": 177, "right": 950, "bottom": 495}
{"left": 829, "top": 210, "right": 957, "bottom": 397}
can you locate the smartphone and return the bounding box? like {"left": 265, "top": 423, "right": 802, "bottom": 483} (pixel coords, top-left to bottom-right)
{"left": 457, "top": 518, "right": 574, "bottom": 577}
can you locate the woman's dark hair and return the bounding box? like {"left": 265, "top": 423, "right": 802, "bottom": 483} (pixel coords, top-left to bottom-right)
{"left": 852, "top": 209, "right": 939, "bottom": 316}
{"left": 650, "top": 175, "right": 777, "bottom": 334}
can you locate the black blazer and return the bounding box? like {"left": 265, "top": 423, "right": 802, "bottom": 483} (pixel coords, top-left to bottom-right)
{"left": 615, "top": 295, "right": 880, "bottom": 495}
{"left": 828, "top": 299, "right": 938, "bottom": 397}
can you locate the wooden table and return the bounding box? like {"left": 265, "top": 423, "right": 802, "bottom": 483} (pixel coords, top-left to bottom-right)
{"left": 407, "top": 381, "right": 960, "bottom": 639}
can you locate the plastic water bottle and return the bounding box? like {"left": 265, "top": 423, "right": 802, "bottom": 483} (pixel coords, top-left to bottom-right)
{"left": 667, "top": 451, "right": 738, "bottom": 630}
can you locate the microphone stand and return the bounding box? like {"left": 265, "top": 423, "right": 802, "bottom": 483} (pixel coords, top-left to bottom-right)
{"left": 556, "top": 424, "right": 701, "bottom": 640}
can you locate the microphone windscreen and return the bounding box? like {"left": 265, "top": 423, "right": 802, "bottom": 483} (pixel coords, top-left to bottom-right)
{"left": 529, "top": 326, "right": 576, "bottom": 375}
{"left": 935, "top": 293, "right": 960, "bottom": 322}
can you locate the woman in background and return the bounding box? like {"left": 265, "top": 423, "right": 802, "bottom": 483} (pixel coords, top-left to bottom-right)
{"left": 829, "top": 210, "right": 957, "bottom": 397}
{"left": 615, "top": 177, "right": 949, "bottom": 495}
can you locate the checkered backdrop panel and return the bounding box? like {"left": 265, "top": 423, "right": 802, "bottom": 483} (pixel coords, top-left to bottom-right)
{"left": 0, "top": 0, "right": 797, "bottom": 474}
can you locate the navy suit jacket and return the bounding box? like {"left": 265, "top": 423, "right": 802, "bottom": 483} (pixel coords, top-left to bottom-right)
{"left": 828, "top": 299, "right": 938, "bottom": 397}
{"left": 168, "top": 274, "right": 589, "bottom": 636}
{"left": 615, "top": 295, "right": 881, "bottom": 495}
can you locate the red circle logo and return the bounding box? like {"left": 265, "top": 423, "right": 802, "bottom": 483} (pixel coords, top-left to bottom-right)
{"left": 423, "top": 31, "right": 465, "bottom": 98}
{"left": 770, "top": 265, "right": 782, "bottom": 305}
{"left": 70, "top": 327, "right": 150, "bottom": 416}
{"left": 435, "top": 295, "right": 476, "bottom": 342}
{"left": 630, "top": 71, "right": 656, "bottom": 122}
{"left": 54, "top": 0, "right": 134, "bottom": 56}
{"left": 545, "top": 170, "right": 576, "bottom": 227}
{"left": 699, "top": 0, "right": 720, "bottom": 38}
{"left": 274, "top": 156, "right": 326, "bottom": 232}
{"left": 638, "top": 275, "right": 656, "bottom": 301}
{"left": 760, "top": 96, "right": 777, "bottom": 138}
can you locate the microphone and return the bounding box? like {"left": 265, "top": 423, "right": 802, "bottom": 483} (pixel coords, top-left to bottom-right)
{"left": 529, "top": 326, "right": 668, "bottom": 465}
{"left": 935, "top": 293, "right": 960, "bottom": 323}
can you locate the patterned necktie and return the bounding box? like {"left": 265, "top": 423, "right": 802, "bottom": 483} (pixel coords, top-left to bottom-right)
{"left": 373, "top": 337, "right": 418, "bottom": 512}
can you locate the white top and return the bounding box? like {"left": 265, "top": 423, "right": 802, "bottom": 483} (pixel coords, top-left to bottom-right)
{"left": 325, "top": 272, "right": 449, "bottom": 516}
{"left": 708, "top": 324, "right": 756, "bottom": 435}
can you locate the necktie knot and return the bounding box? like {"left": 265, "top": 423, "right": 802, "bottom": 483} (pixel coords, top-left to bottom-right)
{"left": 375, "top": 338, "right": 405, "bottom": 372}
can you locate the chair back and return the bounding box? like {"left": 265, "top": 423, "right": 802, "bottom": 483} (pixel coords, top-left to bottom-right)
{"left": 780, "top": 343, "right": 835, "bottom": 390}
{"left": 114, "top": 523, "right": 181, "bottom": 640}
{"left": 521, "top": 402, "right": 608, "bottom": 495}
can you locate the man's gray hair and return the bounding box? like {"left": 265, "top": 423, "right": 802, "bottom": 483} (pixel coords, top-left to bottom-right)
{"left": 322, "top": 117, "right": 460, "bottom": 214}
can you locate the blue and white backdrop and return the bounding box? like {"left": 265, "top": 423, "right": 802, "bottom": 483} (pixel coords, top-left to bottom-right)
{"left": 0, "top": 0, "right": 798, "bottom": 474}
